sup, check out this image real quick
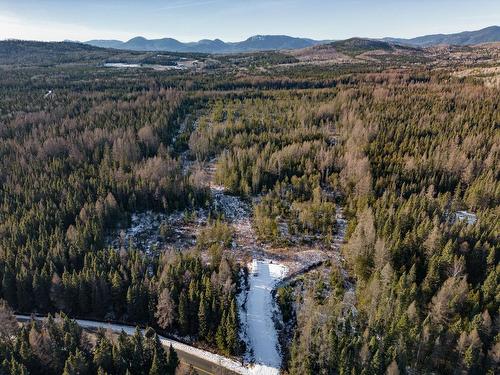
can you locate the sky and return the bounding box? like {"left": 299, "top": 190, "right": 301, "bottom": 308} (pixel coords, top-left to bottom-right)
{"left": 0, "top": 0, "right": 499, "bottom": 42}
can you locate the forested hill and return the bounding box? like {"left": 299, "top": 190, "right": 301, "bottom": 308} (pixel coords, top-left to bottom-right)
{"left": 0, "top": 40, "right": 108, "bottom": 64}
{"left": 384, "top": 25, "right": 500, "bottom": 47}
{"left": 0, "top": 40, "right": 208, "bottom": 66}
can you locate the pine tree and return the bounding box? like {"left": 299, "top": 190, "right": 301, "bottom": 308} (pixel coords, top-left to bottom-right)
{"left": 15, "top": 269, "right": 33, "bottom": 312}
{"left": 17, "top": 329, "right": 35, "bottom": 372}
{"left": 225, "top": 299, "right": 240, "bottom": 355}
{"left": 216, "top": 310, "right": 227, "bottom": 353}
{"left": 149, "top": 334, "right": 169, "bottom": 375}
{"left": 32, "top": 270, "right": 50, "bottom": 312}
{"left": 110, "top": 271, "right": 123, "bottom": 316}
{"left": 50, "top": 273, "right": 65, "bottom": 311}
{"left": 7, "top": 358, "right": 28, "bottom": 375}
{"left": 198, "top": 293, "right": 208, "bottom": 340}
{"left": 78, "top": 278, "right": 91, "bottom": 316}
{"left": 167, "top": 344, "right": 179, "bottom": 374}
{"left": 178, "top": 290, "right": 189, "bottom": 334}
{"left": 126, "top": 285, "right": 137, "bottom": 321}
{"left": 149, "top": 348, "right": 166, "bottom": 375}
{"left": 130, "top": 328, "right": 145, "bottom": 374}
{"left": 187, "top": 280, "right": 199, "bottom": 333}
{"left": 2, "top": 267, "right": 17, "bottom": 308}
{"left": 63, "top": 349, "right": 90, "bottom": 375}
{"left": 93, "top": 335, "right": 114, "bottom": 374}
{"left": 113, "top": 331, "right": 132, "bottom": 373}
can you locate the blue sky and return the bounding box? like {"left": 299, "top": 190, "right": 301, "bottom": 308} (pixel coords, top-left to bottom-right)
{"left": 0, "top": 0, "right": 499, "bottom": 42}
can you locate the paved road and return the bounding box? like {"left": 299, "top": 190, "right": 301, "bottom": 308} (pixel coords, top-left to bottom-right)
{"left": 16, "top": 315, "right": 244, "bottom": 375}
{"left": 176, "top": 350, "right": 237, "bottom": 375}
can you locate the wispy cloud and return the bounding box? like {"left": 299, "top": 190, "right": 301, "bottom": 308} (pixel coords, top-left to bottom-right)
{"left": 0, "top": 12, "right": 137, "bottom": 41}
{"left": 159, "top": 0, "right": 223, "bottom": 10}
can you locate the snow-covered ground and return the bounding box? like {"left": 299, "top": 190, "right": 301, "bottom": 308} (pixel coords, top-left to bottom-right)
{"left": 244, "top": 260, "right": 288, "bottom": 375}
{"left": 207, "top": 174, "right": 289, "bottom": 373}
{"left": 106, "top": 208, "right": 210, "bottom": 254}
{"left": 104, "top": 63, "right": 142, "bottom": 68}
{"left": 211, "top": 183, "right": 289, "bottom": 373}
{"left": 107, "top": 211, "right": 166, "bottom": 254}
{"left": 212, "top": 185, "right": 251, "bottom": 224}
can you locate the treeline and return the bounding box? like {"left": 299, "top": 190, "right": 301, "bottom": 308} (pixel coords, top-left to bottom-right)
{"left": 286, "top": 76, "right": 499, "bottom": 374}
{"left": 0, "top": 301, "right": 179, "bottom": 375}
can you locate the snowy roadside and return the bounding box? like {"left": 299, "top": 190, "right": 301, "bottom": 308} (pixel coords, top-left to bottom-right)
{"left": 16, "top": 314, "right": 250, "bottom": 375}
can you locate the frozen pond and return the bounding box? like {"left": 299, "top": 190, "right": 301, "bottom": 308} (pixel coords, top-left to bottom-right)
{"left": 104, "top": 63, "right": 142, "bottom": 68}
{"left": 242, "top": 260, "right": 288, "bottom": 375}
{"left": 103, "top": 62, "right": 187, "bottom": 70}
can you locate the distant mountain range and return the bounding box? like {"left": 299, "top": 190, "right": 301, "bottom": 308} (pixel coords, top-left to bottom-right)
{"left": 383, "top": 25, "right": 500, "bottom": 47}
{"left": 86, "top": 35, "right": 325, "bottom": 54}
{"left": 85, "top": 26, "right": 500, "bottom": 53}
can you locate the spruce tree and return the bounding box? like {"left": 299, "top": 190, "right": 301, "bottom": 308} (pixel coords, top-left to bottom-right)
{"left": 167, "top": 344, "right": 179, "bottom": 374}
{"left": 62, "top": 349, "right": 90, "bottom": 375}
{"left": 149, "top": 348, "right": 166, "bottom": 375}
{"left": 216, "top": 310, "right": 227, "bottom": 353}
{"left": 93, "top": 335, "right": 114, "bottom": 374}
{"left": 198, "top": 293, "right": 208, "bottom": 340}
{"left": 225, "top": 299, "right": 239, "bottom": 355}
{"left": 178, "top": 290, "right": 189, "bottom": 334}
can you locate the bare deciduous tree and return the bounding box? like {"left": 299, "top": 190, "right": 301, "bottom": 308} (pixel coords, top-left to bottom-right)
{"left": 155, "top": 289, "right": 176, "bottom": 330}
{"left": 0, "top": 299, "right": 18, "bottom": 340}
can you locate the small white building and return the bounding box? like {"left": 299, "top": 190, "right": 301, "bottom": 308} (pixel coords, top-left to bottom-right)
{"left": 454, "top": 210, "right": 477, "bottom": 225}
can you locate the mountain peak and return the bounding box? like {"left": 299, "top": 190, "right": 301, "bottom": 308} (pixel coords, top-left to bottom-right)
{"left": 127, "top": 36, "right": 147, "bottom": 43}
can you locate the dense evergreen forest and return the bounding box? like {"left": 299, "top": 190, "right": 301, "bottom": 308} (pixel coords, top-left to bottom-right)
{"left": 278, "top": 78, "right": 499, "bottom": 375}
{"left": 0, "top": 41, "right": 498, "bottom": 374}
{"left": 190, "top": 78, "right": 499, "bottom": 373}
{"left": 0, "top": 54, "right": 242, "bottom": 373}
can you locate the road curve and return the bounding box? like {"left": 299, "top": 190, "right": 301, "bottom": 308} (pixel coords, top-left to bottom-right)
{"left": 16, "top": 315, "right": 247, "bottom": 375}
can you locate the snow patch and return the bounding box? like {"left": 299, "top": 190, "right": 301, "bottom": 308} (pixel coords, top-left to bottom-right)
{"left": 244, "top": 260, "right": 288, "bottom": 375}
{"left": 107, "top": 211, "right": 166, "bottom": 254}
{"left": 212, "top": 186, "right": 250, "bottom": 224}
